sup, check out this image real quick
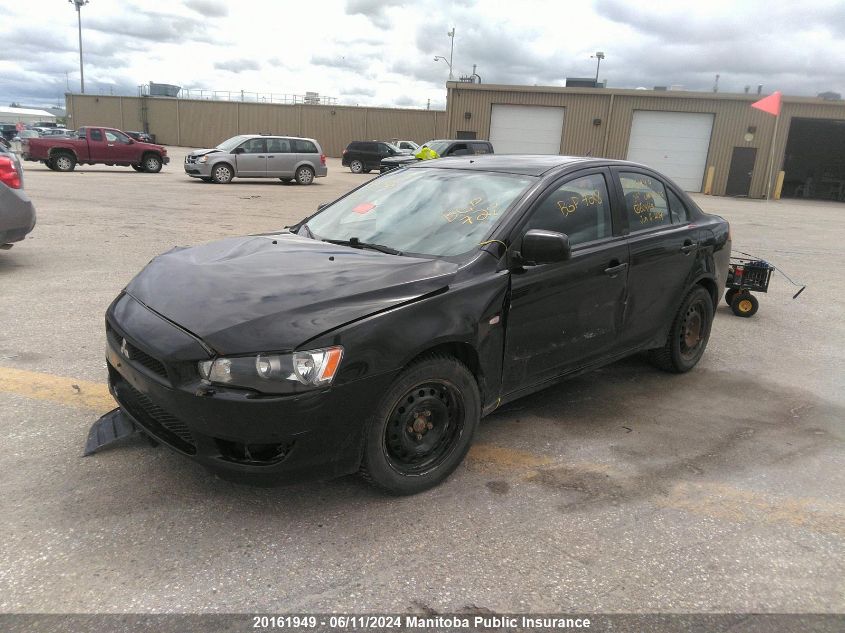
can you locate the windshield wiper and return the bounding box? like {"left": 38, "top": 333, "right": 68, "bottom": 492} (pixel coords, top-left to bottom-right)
{"left": 323, "top": 237, "right": 403, "bottom": 256}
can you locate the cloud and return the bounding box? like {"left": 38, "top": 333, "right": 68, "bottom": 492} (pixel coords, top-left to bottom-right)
{"left": 345, "top": 0, "right": 407, "bottom": 28}
{"left": 85, "top": 8, "right": 215, "bottom": 44}
{"left": 339, "top": 86, "right": 376, "bottom": 97}
{"left": 311, "top": 54, "right": 373, "bottom": 74}
{"left": 184, "top": 0, "right": 228, "bottom": 18}
{"left": 213, "top": 59, "right": 262, "bottom": 73}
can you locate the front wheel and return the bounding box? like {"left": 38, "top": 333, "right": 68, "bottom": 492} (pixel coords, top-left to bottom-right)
{"left": 295, "top": 165, "right": 314, "bottom": 185}
{"left": 648, "top": 286, "right": 714, "bottom": 373}
{"left": 211, "top": 163, "right": 234, "bottom": 184}
{"left": 142, "top": 154, "right": 162, "bottom": 173}
{"left": 360, "top": 356, "right": 480, "bottom": 495}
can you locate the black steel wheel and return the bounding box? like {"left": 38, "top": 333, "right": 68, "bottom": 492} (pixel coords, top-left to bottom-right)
{"left": 360, "top": 356, "right": 480, "bottom": 495}
{"left": 731, "top": 292, "right": 759, "bottom": 318}
{"left": 648, "top": 286, "right": 714, "bottom": 373}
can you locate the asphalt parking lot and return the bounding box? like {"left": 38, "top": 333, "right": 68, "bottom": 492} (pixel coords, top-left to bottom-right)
{"left": 1, "top": 146, "right": 843, "bottom": 614}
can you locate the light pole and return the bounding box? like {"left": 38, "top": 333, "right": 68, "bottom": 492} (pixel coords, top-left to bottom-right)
{"left": 434, "top": 55, "right": 453, "bottom": 80}
{"left": 68, "top": 0, "right": 89, "bottom": 93}
{"left": 591, "top": 51, "right": 605, "bottom": 87}
{"left": 447, "top": 27, "right": 455, "bottom": 80}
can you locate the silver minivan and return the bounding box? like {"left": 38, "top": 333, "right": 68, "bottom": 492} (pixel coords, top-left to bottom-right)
{"left": 184, "top": 134, "right": 327, "bottom": 185}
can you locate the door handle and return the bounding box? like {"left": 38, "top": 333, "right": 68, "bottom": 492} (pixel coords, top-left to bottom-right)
{"left": 267, "top": 155, "right": 274, "bottom": 158}
{"left": 107, "top": 143, "right": 114, "bottom": 147}
{"left": 604, "top": 262, "right": 628, "bottom": 277}
{"left": 680, "top": 239, "right": 697, "bottom": 254}
{"left": 256, "top": 155, "right": 265, "bottom": 158}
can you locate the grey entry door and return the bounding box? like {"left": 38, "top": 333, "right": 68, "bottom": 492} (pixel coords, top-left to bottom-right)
{"left": 266, "top": 138, "right": 296, "bottom": 178}
{"left": 725, "top": 147, "right": 757, "bottom": 196}
{"left": 235, "top": 138, "right": 267, "bottom": 177}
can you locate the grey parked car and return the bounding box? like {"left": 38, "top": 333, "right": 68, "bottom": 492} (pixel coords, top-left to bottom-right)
{"left": 184, "top": 134, "right": 327, "bottom": 185}
{"left": 0, "top": 143, "right": 36, "bottom": 249}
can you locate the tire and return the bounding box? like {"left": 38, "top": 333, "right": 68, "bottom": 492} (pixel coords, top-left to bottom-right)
{"left": 349, "top": 159, "right": 364, "bottom": 174}
{"left": 648, "top": 286, "right": 714, "bottom": 373}
{"left": 142, "top": 154, "right": 162, "bottom": 173}
{"left": 211, "top": 163, "right": 234, "bottom": 184}
{"left": 131, "top": 164, "right": 144, "bottom": 172}
{"left": 52, "top": 152, "right": 76, "bottom": 172}
{"left": 45, "top": 158, "right": 57, "bottom": 171}
{"left": 362, "top": 168, "right": 372, "bottom": 174}
{"left": 279, "top": 178, "right": 293, "bottom": 183}
{"left": 724, "top": 288, "right": 738, "bottom": 306}
{"left": 200, "top": 177, "right": 213, "bottom": 182}
{"left": 360, "top": 356, "right": 480, "bottom": 495}
{"left": 730, "top": 292, "right": 759, "bottom": 318}
{"left": 295, "top": 165, "right": 315, "bottom": 185}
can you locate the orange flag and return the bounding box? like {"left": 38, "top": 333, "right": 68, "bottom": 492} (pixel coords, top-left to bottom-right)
{"left": 751, "top": 91, "right": 782, "bottom": 116}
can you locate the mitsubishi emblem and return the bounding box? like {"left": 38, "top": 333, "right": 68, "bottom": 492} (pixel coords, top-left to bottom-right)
{"left": 120, "top": 338, "right": 131, "bottom": 359}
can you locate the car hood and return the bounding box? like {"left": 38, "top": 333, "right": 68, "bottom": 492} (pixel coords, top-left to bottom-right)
{"left": 382, "top": 155, "right": 419, "bottom": 165}
{"left": 188, "top": 148, "right": 222, "bottom": 158}
{"left": 125, "top": 232, "right": 458, "bottom": 354}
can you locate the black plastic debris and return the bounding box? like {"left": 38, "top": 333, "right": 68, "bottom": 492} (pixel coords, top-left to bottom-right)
{"left": 83, "top": 408, "right": 140, "bottom": 456}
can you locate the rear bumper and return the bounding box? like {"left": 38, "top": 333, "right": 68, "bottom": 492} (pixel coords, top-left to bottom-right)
{"left": 0, "top": 186, "right": 36, "bottom": 245}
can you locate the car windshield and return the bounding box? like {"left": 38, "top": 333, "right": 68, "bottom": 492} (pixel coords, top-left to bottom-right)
{"left": 385, "top": 142, "right": 402, "bottom": 152}
{"left": 305, "top": 167, "right": 535, "bottom": 257}
{"left": 216, "top": 135, "right": 250, "bottom": 152}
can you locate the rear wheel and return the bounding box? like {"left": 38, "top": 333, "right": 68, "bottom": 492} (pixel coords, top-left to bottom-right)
{"left": 45, "top": 158, "right": 57, "bottom": 171}
{"left": 349, "top": 159, "right": 364, "bottom": 174}
{"left": 131, "top": 164, "right": 144, "bottom": 172}
{"left": 211, "top": 163, "right": 234, "bottom": 184}
{"left": 52, "top": 152, "right": 76, "bottom": 172}
{"left": 360, "top": 356, "right": 480, "bottom": 495}
{"left": 295, "top": 165, "right": 314, "bottom": 185}
{"left": 142, "top": 154, "right": 162, "bottom": 173}
{"left": 730, "top": 292, "right": 759, "bottom": 318}
{"left": 649, "top": 286, "right": 714, "bottom": 373}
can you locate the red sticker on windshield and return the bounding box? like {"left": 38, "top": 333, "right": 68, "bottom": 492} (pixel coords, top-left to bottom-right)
{"left": 352, "top": 202, "right": 375, "bottom": 214}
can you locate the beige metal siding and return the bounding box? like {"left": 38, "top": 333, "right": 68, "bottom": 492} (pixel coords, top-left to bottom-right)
{"left": 445, "top": 83, "right": 845, "bottom": 198}
{"left": 66, "top": 94, "right": 445, "bottom": 157}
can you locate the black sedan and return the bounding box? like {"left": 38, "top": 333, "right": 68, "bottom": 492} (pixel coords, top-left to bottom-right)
{"left": 102, "top": 155, "right": 730, "bottom": 494}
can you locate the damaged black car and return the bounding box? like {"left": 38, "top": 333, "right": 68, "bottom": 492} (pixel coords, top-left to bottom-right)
{"left": 100, "top": 155, "right": 730, "bottom": 494}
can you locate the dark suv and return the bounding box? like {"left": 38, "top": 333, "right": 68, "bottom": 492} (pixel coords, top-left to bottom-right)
{"left": 342, "top": 141, "right": 407, "bottom": 174}
{"left": 380, "top": 139, "right": 493, "bottom": 173}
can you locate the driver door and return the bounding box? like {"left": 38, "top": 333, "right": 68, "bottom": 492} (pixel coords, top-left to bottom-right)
{"left": 502, "top": 169, "right": 629, "bottom": 394}
{"left": 235, "top": 138, "right": 267, "bottom": 177}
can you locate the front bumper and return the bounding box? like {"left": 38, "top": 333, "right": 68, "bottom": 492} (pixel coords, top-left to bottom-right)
{"left": 162, "top": 156, "right": 170, "bottom": 165}
{"left": 105, "top": 297, "right": 392, "bottom": 484}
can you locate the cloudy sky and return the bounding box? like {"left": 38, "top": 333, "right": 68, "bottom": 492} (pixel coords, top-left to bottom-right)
{"left": 1, "top": 0, "right": 843, "bottom": 110}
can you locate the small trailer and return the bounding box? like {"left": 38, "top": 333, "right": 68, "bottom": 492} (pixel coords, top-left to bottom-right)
{"left": 724, "top": 254, "right": 806, "bottom": 317}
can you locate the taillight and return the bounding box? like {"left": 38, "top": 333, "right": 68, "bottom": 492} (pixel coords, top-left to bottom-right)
{"left": 342, "top": 149, "right": 347, "bottom": 155}
{"left": 0, "top": 156, "right": 21, "bottom": 189}
{"left": 320, "top": 153, "right": 326, "bottom": 166}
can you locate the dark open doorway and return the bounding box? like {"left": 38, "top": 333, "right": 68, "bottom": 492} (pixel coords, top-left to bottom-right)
{"left": 781, "top": 117, "right": 845, "bottom": 202}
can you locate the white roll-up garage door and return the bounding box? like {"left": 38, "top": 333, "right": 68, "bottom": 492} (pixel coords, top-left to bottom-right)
{"left": 626, "top": 111, "right": 715, "bottom": 191}
{"left": 489, "top": 104, "right": 565, "bottom": 154}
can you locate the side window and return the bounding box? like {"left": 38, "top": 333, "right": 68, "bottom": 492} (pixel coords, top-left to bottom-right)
{"left": 667, "top": 188, "right": 690, "bottom": 224}
{"left": 619, "top": 172, "right": 671, "bottom": 231}
{"left": 104, "top": 131, "right": 118, "bottom": 142}
{"left": 266, "top": 138, "right": 291, "bottom": 153}
{"left": 363, "top": 142, "right": 377, "bottom": 153}
{"left": 105, "top": 130, "right": 130, "bottom": 143}
{"left": 377, "top": 143, "right": 392, "bottom": 155}
{"left": 239, "top": 138, "right": 266, "bottom": 153}
{"left": 472, "top": 143, "right": 492, "bottom": 155}
{"left": 522, "top": 173, "right": 612, "bottom": 247}
{"left": 89, "top": 129, "right": 103, "bottom": 141}
{"left": 293, "top": 139, "right": 317, "bottom": 153}
{"left": 447, "top": 143, "right": 469, "bottom": 156}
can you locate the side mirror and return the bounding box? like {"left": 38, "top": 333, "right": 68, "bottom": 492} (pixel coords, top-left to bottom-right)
{"left": 232, "top": 147, "right": 245, "bottom": 155}
{"left": 125, "top": 138, "right": 134, "bottom": 144}
{"left": 519, "top": 229, "right": 571, "bottom": 265}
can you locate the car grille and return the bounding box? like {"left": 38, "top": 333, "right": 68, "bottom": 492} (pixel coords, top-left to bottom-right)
{"left": 185, "top": 155, "right": 197, "bottom": 164}
{"left": 106, "top": 323, "right": 168, "bottom": 380}
{"left": 110, "top": 366, "right": 196, "bottom": 454}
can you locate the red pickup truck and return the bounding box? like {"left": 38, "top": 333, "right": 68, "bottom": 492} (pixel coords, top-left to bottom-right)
{"left": 21, "top": 126, "right": 169, "bottom": 173}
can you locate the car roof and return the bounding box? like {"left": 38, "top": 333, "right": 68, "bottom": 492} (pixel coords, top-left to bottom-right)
{"left": 243, "top": 133, "right": 316, "bottom": 141}
{"left": 409, "top": 154, "right": 655, "bottom": 177}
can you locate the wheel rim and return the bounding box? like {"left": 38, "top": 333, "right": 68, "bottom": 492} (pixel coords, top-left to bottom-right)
{"left": 383, "top": 380, "right": 465, "bottom": 475}
{"left": 680, "top": 301, "right": 705, "bottom": 360}
{"left": 145, "top": 157, "right": 159, "bottom": 170}
{"left": 351, "top": 160, "right": 362, "bottom": 173}
{"left": 298, "top": 168, "right": 313, "bottom": 184}
{"left": 57, "top": 156, "right": 70, "bottom": 169}
{"left": 215, "top": 166, "right": 231, "bottom": 181}
{"left": 738, "top": 299, "right": 753, "bottom": 313}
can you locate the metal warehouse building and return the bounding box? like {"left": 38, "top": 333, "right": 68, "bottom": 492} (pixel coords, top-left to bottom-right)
{"left": 443, "top": 82, "right": 845, "bottom": 201}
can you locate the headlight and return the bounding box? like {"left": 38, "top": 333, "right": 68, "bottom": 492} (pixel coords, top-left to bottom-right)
{"left": 197, "top": 346, "right": 343, "bottom": 394}
{"left": 198, "top": 155, "right": 208, "bottom": 163}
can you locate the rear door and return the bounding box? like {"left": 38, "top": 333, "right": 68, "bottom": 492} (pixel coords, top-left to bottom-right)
{"left": 234, "top": 138, "right": 267, "bottom": 177}
{"left": 265, "top": 137, "right": 295, "bottom": 177}
{"left": 86, "top": 128, "right": 108, "bottom": 161}
{"left": 502, "top": 169, "right": 629, "bottom": 393}
{"left": 611, "top": 169, "right": 701, "bottom": 348}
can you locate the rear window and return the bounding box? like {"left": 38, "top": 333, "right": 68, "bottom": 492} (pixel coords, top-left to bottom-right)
{"left": 294, "top": 139, "right": 318, "bottom": 153}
